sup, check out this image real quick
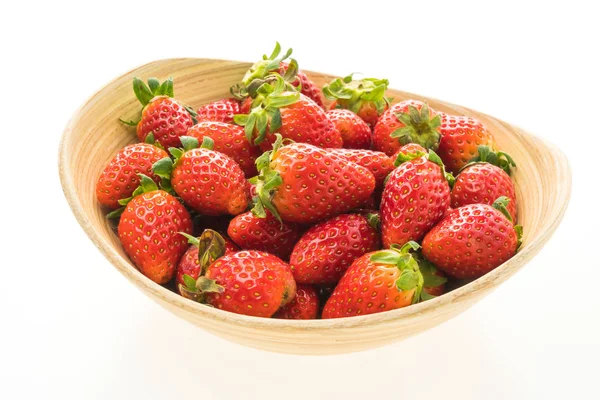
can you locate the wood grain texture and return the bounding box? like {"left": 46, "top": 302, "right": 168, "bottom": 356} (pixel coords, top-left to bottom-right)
{"left": 58, "top": 59, "right": 571, "bottom": 355}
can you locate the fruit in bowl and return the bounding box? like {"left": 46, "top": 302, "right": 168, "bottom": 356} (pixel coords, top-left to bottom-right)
{"left": 59, "top": 43, "right": 571, "bottom": 354}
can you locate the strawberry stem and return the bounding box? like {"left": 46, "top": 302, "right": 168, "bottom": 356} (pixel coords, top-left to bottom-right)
{"left": 390, "top": 104, "right": 441, "bottom": 150}
{"left": 322, "top": 74, "right": 390, "bottom": 114}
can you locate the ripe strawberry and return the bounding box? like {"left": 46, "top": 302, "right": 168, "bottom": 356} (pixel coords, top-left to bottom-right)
{"left": 451, "top": 146, "right": 518, "bottom": 221}
{"left": 373, "top": 100, "right": 441, "bottom": 156}
{"left": 96, "top": 143, "right": 168, "bottom": 209}
{"left": 422, "top": 197, "right": 521, "bottom": 279}
{"left": 196, "top": 98, "right": 240, "bottom": 124}
{"left": 152, "top": 136, "right": 249, "bottom": 216}
{"left": 117, "top": 175, "right": 193, "bottom": 284}
{"left": 252, "top": 136, "right": 376, "bottom": 224}
{"left": 437, "top": 113, "right": 496, "bottom": 173}
{"left": 322, "top": 242, "right": 426, "bottom": 318}
{"left": 324, "top": 148, "right": 394, "bottom": 190}
{"left": 290, "top": 213, "right": 381, "bottom": 285}
{"left": 120, "top": 77, "right": 196, "bottom": 149}
{"left": 380, "top": 145, "right": 451, "bottom": 248}
{"left": 181, "top": 249, "right": 297, "bottom": 318}
{"left": 273, "top": 284, "right": 320, "bottom": 319}
{"left": 227, "top": 210, "right": 302, "bottom": 260}
{"left": 326, "top": 109, "right": 372, "bottom": 149}
{"left": 322, "top": 74, "right": 390, "bottom": 128}
{"left": 175, "top": 230, "right": 238, "bottom": 294}
{"left": 240, "top": 97, "right": 252, "bottom": 114}
{"left": 186, "top": 121, "right": 261, "bottom": 177}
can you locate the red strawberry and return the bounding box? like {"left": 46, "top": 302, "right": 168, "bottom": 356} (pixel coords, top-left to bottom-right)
{"left": 252, "top": 136, "right": 376, "bottom": 224}
{"left": 186, "top": 121, "right": 261, "bottom": 177}
{"left": 273, "top": 284, "right": 320, "bottom": 319}
{"left": 451, "top": 146, "right": 518, "bottom": 221}
{"left": 373, "top": 100, "right": 441, "bottom": 156}
{"left": 96, "top": 143, "right": 167, "bottom": 209}
{"left": 290, "top": 213, "right": 381, "bottom": 285}
{"left": 175, "top": 230, "right": 238, "bottom": 294}
{"left": 380, "top": 145, "right": 451, "bottom": 248}
{"left": 422, "top": 197, "right": 521, "bottom": 279}
{"left": 152, "top": 136, "right": 249, "bottom": 216}
{"left": 326, "top": 109, "right": 372, "bottom": 149}
{"left": 322, "top": 74, "right": 390, "bottom": 128}
{"left": 227, "top": 210, "right": 302, "bottom": 260}
{"left": 117, "top": 175, "right": 193, "bottom": 284}
{"left": 120, "top": 77, "right": 196, "bottom": 149}
{"left": 437, "top": 113, "right": 496, "bottom": 173}
{"left": 196, "top": 98, "right": 240, "bottom": 124}
{"left": 322, "top": 242, "right": 425, "bottom": 318}
{"left": 324, "top": 148, "right": 394, "bottom": 190}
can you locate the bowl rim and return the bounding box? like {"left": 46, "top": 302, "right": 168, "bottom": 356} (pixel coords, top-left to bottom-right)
{"left": 58, "top": 57, "right": 572, "bottom": 330}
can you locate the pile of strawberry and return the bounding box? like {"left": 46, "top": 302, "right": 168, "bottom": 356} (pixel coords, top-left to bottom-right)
{"left": 96, "top": 43, "right": 522, "bottom": 319}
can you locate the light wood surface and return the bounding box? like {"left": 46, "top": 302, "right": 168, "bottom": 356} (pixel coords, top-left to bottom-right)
{"left": 58, "top": 59, "right": 571, "bottom": 355}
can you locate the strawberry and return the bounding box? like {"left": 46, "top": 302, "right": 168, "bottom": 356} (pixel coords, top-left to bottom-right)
{"left": 279, "top": 62, "right": 324, "bottom": 108}
{"left": 195, "top": 98, "right": 240, "bottom": 124}
{"left": 322, "top": 242, "right": 426, "bottom": 318}
{"left": 415, "top": 252, "right": 447, "bottom": 298}
{"left": 422, "top": 197, "right": 521, "bottom": 279}
{"left": 186, "top": 121, "right": 261, "bottom": 177}
{"left": 290, "top": 213, "right": 381, "bottom": 285}
{"left": 273, "top": 284, "right": 320, "bottom": 319}
{"left": 152, "top": 136, "right": 250, "bottom": 216}
{"left": 180, "top": 247, "right": 297, "bottom": 317}
{"left": 322, "top": 74, "right": 390, "bottom": 128}
{"left": 252, "top": 135, "right": 376, "bottom": 224}
{"left": 227, "top": 210, "right": 302, "bottom": 260}
{"left": 326, "top": 109, "right": 372, "bottom": 149}
{"left": 120, "top": 77, "right": 196, "bottom": 149}
{"left": 373, "top": 100, "right": 441, "bottom": 156}
{"left": 324, "top": 148, "right": 394, "bottom": 190}
{"left": 96, "top": 143, "right": 168, "bottom": 209}
{"left": 380, "top": 145, "right": 451, "bottom": 248}
{"left": 235, "top": 75, "right": 341, "bottom": 151}
{"left": 175, "top": 229, "right": 238, "bottom": 294}
{"left": 240, "top": 97, "right": 252, "bottom": 114}
{"left": 451, "top": 146, "right": 518, "bottom": 221}
{"left": 437, "top": 113, "right": 496, "bottom": 173}
{"left": 117, "top": 175, "right": 193, "bottom": 284}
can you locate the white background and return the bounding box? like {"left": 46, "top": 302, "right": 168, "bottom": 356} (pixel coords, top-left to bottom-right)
{"left": 1, "top": 1, "right": 598, "bottom": 399}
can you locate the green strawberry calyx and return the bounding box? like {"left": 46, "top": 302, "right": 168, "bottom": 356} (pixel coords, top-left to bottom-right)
{"left": 250, "top": 134, "right": 286, "bottom": 222}
{"left": 463, "top": 145, "right": 517, "bottom": 175}
{"left": 414, "top": 252, "right": 448, "bottom": 301}
{"left": 492, "top": 196, "right": 524, "bottom": 249}
{"left": 366, "top": 212, "right": 381, "bottom": 230}
{"left": 241, "top": 42, "right": 294, "bottom": 87}
{"left": 106, "top": 174, "right": 160, "bottom": 219}
{"left": 233, "top": 75, "right": 300, "bottom": 145}
{"left": 322, "top": 74, "right": 390, "bottom": 115}
{"left": 369, "top": 241, "right": 425, "bottom": 304}
{"left": 177, "top": 229, "right": 226, "bottom": 302}
{"left": 390, "top": 103, "right": 441, "bottom": 150}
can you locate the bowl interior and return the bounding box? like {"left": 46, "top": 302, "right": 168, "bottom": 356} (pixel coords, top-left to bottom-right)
{"left": 59, "top": 58, "right": 571, "bottom": 354}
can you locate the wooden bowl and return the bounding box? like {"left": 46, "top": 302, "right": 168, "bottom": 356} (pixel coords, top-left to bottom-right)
{"left": 59, "top": 59, "right": 571, "bottom": 355}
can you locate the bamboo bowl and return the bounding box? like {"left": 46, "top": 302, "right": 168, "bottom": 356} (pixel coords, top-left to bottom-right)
{"left": 59, "top": 59, "right": 571, "bottom": 355}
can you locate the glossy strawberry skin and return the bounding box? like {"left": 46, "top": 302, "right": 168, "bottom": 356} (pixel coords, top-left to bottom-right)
{"left": 118, "top": 190, "right": 193, "bottom": 284}
{"left": 279, "top": 63, "right": 324, "bottom": 108}
{"left": 204, "top": 250, "right": 297, "bottom": 318}
{"left": 227, "top": 211, "right": 302, "bottom": 260}
{"left": 240, "top": 97, "right": 252, "bottom": 114}
{"left": 373, "top": 100, "right": 437, "bottom": 156}
{"left": 321, "top": 251, "right": 415, "bottom": 319}
{"left": 273, "top": 284, "right": 320, "bottom": 319}
{"left": 422, "top": 204, "right": 518, "bottom": 279}
{"left": 451, "top": 163, "right": 517, "bottom": 221}
{"left": 324, "top": 148, "right": 394, "bottom": 190}
{"left": 196, "top": 98, "right": 240, "bottom": 124}
{"left": 326, "top": 109, "right": 372, "bottom": 149}
{"left": 175, "top": 237, "right": 238, "bottom": 293}
{"left": 96, "top": 143, "right": 167, "bottom": 209}
{"left": 186, "top": 121, "right": 261, "bottom": 177}
{"left": 438, "top": 114, "right": 496, "bottom": 173}
{"left": 259, "top": 93, "right": 342, "bottom": 151}
{"left": 137, "top": 97, "right": 194, "bottom": 148}
{"left": 271, "top": 143, "right": 376, "bottom": 223}
{"left": 380, "top": 146, "right": 450, "bottom": 248}
{"left": 290, "top": 213, "right": 381, "bottom": 285}
{"left": 330, "top": 100, "right": 387, "bottom": 129}
{"left": 171, "top": 148, "right": 249, "bottom": 216}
